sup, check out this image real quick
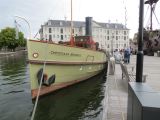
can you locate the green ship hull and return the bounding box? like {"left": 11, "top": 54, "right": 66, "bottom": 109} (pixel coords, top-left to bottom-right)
{"left": 27, "top": 40, "right": 108, "bottom": 98}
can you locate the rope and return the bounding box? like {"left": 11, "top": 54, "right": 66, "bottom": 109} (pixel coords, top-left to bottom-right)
{"left": 153, "top": 10, "right": 160, "bottom": 26}
{"left": 30, "top": 41, "right": 49, "bottom": 120}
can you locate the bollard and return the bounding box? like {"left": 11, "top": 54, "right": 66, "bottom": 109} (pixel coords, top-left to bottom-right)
{"left": 109, "top": 57, "right": 115, "bottom": 75}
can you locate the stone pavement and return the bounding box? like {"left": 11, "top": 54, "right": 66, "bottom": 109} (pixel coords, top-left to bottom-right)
{"left": 103, "top": 55, "right": 160, "bottom": 120}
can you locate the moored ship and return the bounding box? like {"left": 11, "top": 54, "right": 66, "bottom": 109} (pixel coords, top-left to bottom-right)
{"left": 27, "top": 17, "right": 108, "bottom": 99}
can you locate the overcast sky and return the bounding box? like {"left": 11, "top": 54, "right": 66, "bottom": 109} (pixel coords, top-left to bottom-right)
{"left": 0, "top": 0, "right": 160, "bottom": 38}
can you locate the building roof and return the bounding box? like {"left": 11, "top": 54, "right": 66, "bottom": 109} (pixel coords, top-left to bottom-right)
{"left": 42, "top": 19, "right": 129, "bottom": 30}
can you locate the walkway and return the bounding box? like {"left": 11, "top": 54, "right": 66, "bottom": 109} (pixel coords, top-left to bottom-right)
{"left": 103, "top": 55, "right": 160, "bottom": 120}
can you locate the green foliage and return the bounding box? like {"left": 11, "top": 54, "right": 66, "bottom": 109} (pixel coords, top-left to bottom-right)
{"left": 0, "top": 32, "right": 3, "bottom": 49}
{"left": 0, "top": 27, "right": 26, "bottom": 51}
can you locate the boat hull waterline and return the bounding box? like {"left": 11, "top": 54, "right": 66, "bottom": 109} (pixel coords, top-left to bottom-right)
{"left": 27, "top": 40, "right": 107, "bottom": 99}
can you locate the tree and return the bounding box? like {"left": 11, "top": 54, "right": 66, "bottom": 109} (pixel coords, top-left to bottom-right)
{"left": 0, "top": 27, "right": 26, "bottom": 51}
{"left": 18, "top": 32, "right": 26, "bottom": 47}
{"left": 0, "top": 32, "right": 3, "bottom": 49}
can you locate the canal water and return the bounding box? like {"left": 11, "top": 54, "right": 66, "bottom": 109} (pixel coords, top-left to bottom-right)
{"left": 0, "top": 52, "right": 107, "bottom": 120}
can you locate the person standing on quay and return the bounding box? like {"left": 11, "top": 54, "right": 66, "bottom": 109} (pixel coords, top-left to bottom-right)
{"left": 124, "top": 47, "right": 131, "bottom": 64}
{"left": 126, "top": 47, "right": 131, "bottom": 63}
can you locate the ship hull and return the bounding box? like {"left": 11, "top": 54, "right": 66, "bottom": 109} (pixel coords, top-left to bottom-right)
{"left": 27, "top": 40, "right": 108, "bottom": 99}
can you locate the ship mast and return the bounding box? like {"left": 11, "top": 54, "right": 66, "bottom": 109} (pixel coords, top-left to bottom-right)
{"left": 70, "top": 0, "right": 74, "bottom": 46}
{"left": 145, "top": 0, "right": 159, "bottom": 30}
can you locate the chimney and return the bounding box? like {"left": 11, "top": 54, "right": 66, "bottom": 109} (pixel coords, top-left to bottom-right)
{"left": 85, "top": 17, "right": 92, "bottom": 36}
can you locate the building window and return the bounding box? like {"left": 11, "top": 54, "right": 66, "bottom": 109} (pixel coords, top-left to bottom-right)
{"left": 45, "top": 34, "right": 47, "bottom": 40}
{"left": 49, "top": 35, "right": 52, "bottom": 41}
{"left": 57, "top": 35, "right": 59, "bottom": 38}
{"left": 53, "top": 28, "right": 55, "bottom": 32}
{"left": 116, "top": 44, "right": 118, "bottom": 48}
{"left": 60, "top": 28, "right": 63, "bottom": 33}
{"left": 49, "top": 28, "right": 52, "bottom": 33}
{"left": 107, "top": 30, "right": 109, "bottom": 34}
{"left": 53, "top": 34, "right": 55, "bottom": 38}
{"left": 107, "top": 45, "right": 110, "bottom": 48}
{"left": 124, "top": 31, "right": 126, "bottom": 35}
{"left": 107, "top": 36, "right": 109, "bottom": 40}
{"left": 124, "top": 36, "right": 126, "bottom": 40}
{"left": 116, "top": 31, "right": 118, "bottom": 35}
{"left": 61, "top": 35, "right": 63, "bottom": 40}
{"left": 116, "top": 36, "right": 118, "bottom": 40}
{"left": 48, "top": 21, "right": 51, "bottom": 25}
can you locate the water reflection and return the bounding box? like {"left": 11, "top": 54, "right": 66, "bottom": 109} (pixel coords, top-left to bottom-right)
{"left": 33, "top": 70, "right": 107, "bottom": 120}
{"left": 0, "top": 52, "right": 32, "bottom": 120}
{"left": 0, "top": 52, "right": 107, "bottom": 120}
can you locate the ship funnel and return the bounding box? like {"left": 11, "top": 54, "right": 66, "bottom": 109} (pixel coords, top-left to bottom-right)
{"left": 85, "top": 17, "right": 92, "bottom": 36}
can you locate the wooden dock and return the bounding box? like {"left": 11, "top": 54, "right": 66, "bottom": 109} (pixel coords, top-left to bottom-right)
{"left": 103, "top": 55, "right": 160, "bottom": 120}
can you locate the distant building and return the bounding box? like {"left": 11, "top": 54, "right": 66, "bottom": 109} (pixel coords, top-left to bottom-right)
{"left": 39, "top": 19, "right": 130, "bottom": 51}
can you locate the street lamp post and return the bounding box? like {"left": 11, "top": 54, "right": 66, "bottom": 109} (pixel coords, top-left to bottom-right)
{"left": 136, "top": 0, "right": 144, "bottom": 82}
{"left": 111, "top": 32, "right": 114, "bottom": 56}
{"left": 14, "top": 15, "right": 31, "bottom": 40}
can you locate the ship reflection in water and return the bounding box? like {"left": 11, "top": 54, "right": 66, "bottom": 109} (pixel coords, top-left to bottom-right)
{"left": 0, "top": 53, "right": 107, "bottom": 120}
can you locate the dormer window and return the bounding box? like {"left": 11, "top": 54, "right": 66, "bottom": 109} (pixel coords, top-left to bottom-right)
{"left": 60, "top": 21, "right": 63, "bottom": 26}
{"left": 106, "top": 24, "right": 109, "bottom": 28}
